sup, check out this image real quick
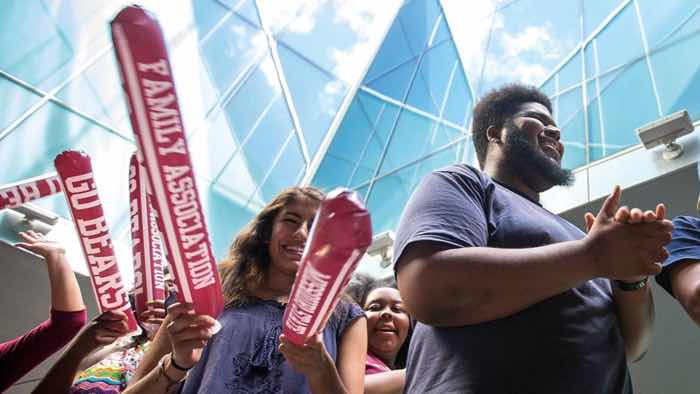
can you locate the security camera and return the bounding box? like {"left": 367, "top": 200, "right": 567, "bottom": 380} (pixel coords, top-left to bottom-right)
{"left": 636, "top": 110, "right": 694, "bottom": 160}
{"left": 366, "top": 231, "right": 395, "bottom": 269}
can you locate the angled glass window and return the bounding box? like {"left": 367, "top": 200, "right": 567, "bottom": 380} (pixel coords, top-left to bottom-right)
{"left": 191, "top": 0, "right": 231, "bottom": 36}
{"left": 364, "top": 19, "right": 416, "bottom": 82}
{"left": 189, "top": 109, "right": 240, "bottom": 182}
{"left": 594, "top": 4, "right": 644, "bottom": 73}
{"left": 397, "top": 0, "right": 441, "bottom": 56}
{"left": 312, "top": 96, "right": 373, "bottom": 189}
{"left": 649, "top": 22, "right": 700, "bottom": 120}
{"left": 637, "top": 0, "right": 700, "bottom": 49}
{"left": 430, "top": 14, "right": 451, "bottom": 47}
{"left": 379, "top": 109, "right": 436, "bottom": 176}
{"left": 583, "top": 0, "right": 624, "bottom": 39}
{"left": 556, "top": 87, "right": 586, "bottom": 169}
{"left": 585, "top": 80, "right": 606, "bottom": 162}
{"left": 366, "top": 162, "right": 422, "bottom": 234}
{"left": 200, "top": 13, "right": 266, "bottom": 98}
{"left": 259, "top": 131, "right": 306, "bottom": 201}
{"left": 366, "top": 57, "right": 419, "bottom": 102}
{"left": 216, "top": 0, "right": 262, "bottom": 28}
{"left": 558, "top": 50, "right": 582, "bottom": 91}
{"left": 0, "top": 77, "right": 42, "bottom": 133}
{"left": 357, "top": 91, "right": 385, "bottom": 127}
{"left": 217, "top": 95, "right": 293, "bottom": 204}
{"left": 276, "top": 43, "right": 348, "bottom": 157}
{"left": 584, "top": 42, "right": 596, "bottom": 81}
{"left": 442, "top": 66, "right": 472, "bottom": 127}
{"left": 597, "top": 58, "right": 658, "bottom": 155}
{"left": 223, "top": 55, "right": 282, "bottom": 145}
{"left": 406, "top": 39, "right": 459, "bottom": 116}
{"left": 204, "top": 182, "right": 256, "bottom": 258}
{"left": 354, "top": 184, "right": 369, "bottom": 203}
{"left": 349, "top": 97, "right": 401, "bottom": 187}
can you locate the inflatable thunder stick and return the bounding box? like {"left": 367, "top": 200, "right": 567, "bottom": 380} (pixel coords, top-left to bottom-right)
{"left": 283, "top": 189, "right": 372, "bottom": 345}
{"left": 129, "top": 153, "right": 166, "bottom": 318}
{"left": 54, "top": 151, "right": 139, "bottom": 332}
{"left": 0, "top": 173, "right": 62, "bottom": 210}
{"left": 111, "top": 6, "right": 223, "bottom": 318}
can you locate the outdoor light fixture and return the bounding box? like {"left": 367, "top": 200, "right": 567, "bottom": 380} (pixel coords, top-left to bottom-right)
{"left": 636, "top": 109, "right": 694, "bottom": 160}
{"left": 366, "top": 230, "right": 395, "bottom": 269}
{"left": 6, "top": 203, "right": 59, "bottom": 234}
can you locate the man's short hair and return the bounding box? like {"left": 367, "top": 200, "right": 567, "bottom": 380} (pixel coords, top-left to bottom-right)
{"left": 471, "top": 83, "right": 552, "bottom": 168}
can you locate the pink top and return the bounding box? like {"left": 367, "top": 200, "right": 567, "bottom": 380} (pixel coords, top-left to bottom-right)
{"left": 365, "top": 353, "right": 391, "bottom": 375}
{"left": 0, "top": 309, "right": 87, "bottom": 392}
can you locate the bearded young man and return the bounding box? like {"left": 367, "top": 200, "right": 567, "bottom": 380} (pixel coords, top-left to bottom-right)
{"left": 393, "top": 84, "right": 674, "bottom": 393}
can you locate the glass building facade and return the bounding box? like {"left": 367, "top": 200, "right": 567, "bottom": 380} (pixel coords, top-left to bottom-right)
{"left": 0, "top": 0, "right": 699, "bottom": 276}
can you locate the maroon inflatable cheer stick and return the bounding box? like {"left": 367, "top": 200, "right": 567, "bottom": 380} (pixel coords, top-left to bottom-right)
{"left": 129, "top": 153, "right": 166, "bottom": 319}
{"left": 0, "top": 173, "right": 62, "bottom": 210}
{"left": 55, "top": 151, "right": 139, "bottom": 332}
{"left": 283, "top": 189, "right": 372, "bottom": 345}
{"left": 111, "top": 6, "right": 223, "bottom": 318}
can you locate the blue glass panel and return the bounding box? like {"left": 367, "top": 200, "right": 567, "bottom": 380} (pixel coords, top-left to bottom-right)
{"left": 541, "top": 77, "right": 556, "bottom": 96}
{"left": 349, "top": 101, "right": 401, "bottom": 187}
{"left": 366, "top": 163, "right": 421, "bottom": 233}
{"left": 192, "top": 0, "right": 230, "bottom": 36}
{"left": 223, "top": 55, "right": 281, "bottom": 144}
{"left": 558, "top": 50, "right": 582, "bottom": 91}
{"left": 312, "top": 96, "right": 372, "bottom": 189}
{"left": 354, "top": 184, "right": 369, "bottom": 202}
{"left": 366, "top": 57, "right": 418, "bottom": 102}
{"left": 217, "top": 96, "right": 293, "bottom": 202}
{"left": 276, "top": 43, "right": 348, "bottom": 157}
{"left": 637, "top": 0, "right": 699, "bottom": 48}
{"left": 414, "top": 144, "right": 460, "bottom": 185}
{"left": 442, "top": 67, "right": 472, "bottom": 127}
{"left": 583, "top": 0, "right": 623, "bottom": 38}
{"left": 595, "top": 4, "right": 644, "bottom": 72}
{"left": 0, "top": 1, "right": 73, "bottom": 88}
{"left": 358, "top": 91, "right": 385, "bottom": 127}
{"left": 407, "top": 39, "right": 458, "bottom": 116}
{"left": 364, "top": 20, "right": 416, "bottom": 82}
{"left": 0, "top": 101, "right": 135, "bottom": 228}
{"left": 598, "top": 59, "right": 657, "bottom": 154}
{"left": 380, "top": 110, "right": 436, "bottom": 175}
{"left": 200, "top": 13, "right": 265, "bottom": 97}
{"left": 557, "top": 87, "right": 586, "bottom": 169}
{"left": 397, "top": 0, "right": 441, "bottom": 56}
{"left": 260, "top": 133, "right": 306, "bottom": 201}
{"left": 204, "top": 182, "right": 255, "bottom": 259}
{"left": 0, "top": 78, "right": 41, "bottom": 133}
{"left": 313, "top": 153, "right": 356, "bottom": 191}
{"left": 650, "top": 30, "right": 700, "bottom": 120}
{"left": 430, "top": 14, "right": 451, "bottom": 47}
{"left": 189, "top": 109, "right": 239, "bottom": 181}
{"left": 233, "top": 0, "right": 261, "bottom": 27}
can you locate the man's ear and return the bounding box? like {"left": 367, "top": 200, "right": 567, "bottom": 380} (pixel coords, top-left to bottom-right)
{"left": 486, "top": 125, "right": 501, "bottom": 144}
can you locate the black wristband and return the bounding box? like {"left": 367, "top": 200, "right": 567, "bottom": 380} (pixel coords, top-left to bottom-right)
{"left": 169, "top": 354, "right": 192, "bottom": 371}
{"left": 614, "top": 277, "right": 649, "bottom": 291}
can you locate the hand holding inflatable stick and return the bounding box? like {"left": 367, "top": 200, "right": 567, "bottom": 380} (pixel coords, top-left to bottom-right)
{"left": 111, "top": 5, "right": 223, "bottom": 318}
{"left": 54, "top": 151, "right": 139, "bottom": 333}
{"left": 283, "top": 189, "right": 372, "bottom": 345}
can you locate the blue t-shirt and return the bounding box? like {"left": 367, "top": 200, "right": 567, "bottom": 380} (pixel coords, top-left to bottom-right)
{"left": 656, "top": 215, "right": 700, "bottom": 296}
{"left": 177, "top": 299, "right": 363, "bottom": 393}
{"left": 393, "top": 164, "right": 631, "bottom": 394}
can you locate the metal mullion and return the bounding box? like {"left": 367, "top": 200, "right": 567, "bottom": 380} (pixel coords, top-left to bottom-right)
{"left": 592, "top": 40, "right": 607, "bottom": 157}
{"left": 579, "top": 0, "right": 590, "bottom": 165}
{"left": 347, "top": 103, "right": 387, "bottom": 188}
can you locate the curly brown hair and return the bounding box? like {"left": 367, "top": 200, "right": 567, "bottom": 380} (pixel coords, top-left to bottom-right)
{"left": 219, "top": 186, "right": 325, "bottom": 307}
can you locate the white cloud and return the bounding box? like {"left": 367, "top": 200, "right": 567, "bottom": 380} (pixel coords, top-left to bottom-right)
{"left": 256, "top": 0, "right": 324, "bottom": 34}
{"left": 501, "top": 25, "right": 561, "bottom": 59}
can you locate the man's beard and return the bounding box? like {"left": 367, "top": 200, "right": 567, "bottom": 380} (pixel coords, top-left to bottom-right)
{"left": 502, "top": 121, "right": 574, "bottom": 188}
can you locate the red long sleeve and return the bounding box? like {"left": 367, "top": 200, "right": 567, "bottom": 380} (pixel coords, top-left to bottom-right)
{"left": 0, "top": 309, "right": 86, "bottom": 392}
